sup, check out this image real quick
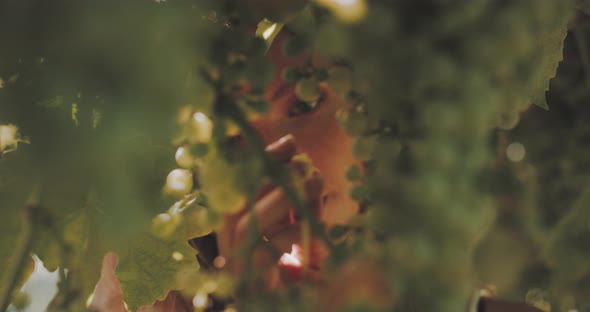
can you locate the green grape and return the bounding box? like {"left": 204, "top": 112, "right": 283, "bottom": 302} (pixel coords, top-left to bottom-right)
{"left": 283, "top": 35, "right": 309, "bottom": 58}
{"left": 163, "top": 169, "right": 194, "bottom": 197}
{"left": 151, "top": 213, "right": 180, "bottom": 238}
{"left": 352, "top": 135, "right": 378, "bottom": 161}
{"left": 328, "top": 66, "right": 353, "bottom": 96}
{"left": 295, "top": 78, "right": 321, "bottom": 102}
{"left": 350, "top": 184, "right": 369, "bottom": 201}
{"left": 205, "top": 188, "right": 247, "bottom": 214}
{"left": 282, "top": 67, "right": 302, "bottom": 82}
{"left": 178, "top": 206, "right": 214, "bottom": 238}
{"left": 335, "top": 108, "right": 370, "bottom": 136}
{"left": 188, "top": 112, "right": 213, "bottom": 143}
{"left": 199, "top": 157, "right": 247, "bottom": 214}
{"left": 175, "top": 145, "right": 195, "bottom": 169}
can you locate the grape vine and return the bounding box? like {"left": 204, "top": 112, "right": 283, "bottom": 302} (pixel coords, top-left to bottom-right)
{"left": 0, "top": 0, "right": 589, "bottom": 311}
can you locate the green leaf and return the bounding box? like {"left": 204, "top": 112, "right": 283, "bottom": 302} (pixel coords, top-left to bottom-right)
{"left": 255, "top": 19, "right": 285, "bottom": 52}
{"left": 116, "top": 233, "right": 198, "bottom": 311}
{"left": 350, "top": 184, "right": 369, "bottom": 201}
{"left": 533, "top": 94, "right": 550, "bottom": 111}
{"left": 529, "top": 2, "right": 573, "bottom": 110}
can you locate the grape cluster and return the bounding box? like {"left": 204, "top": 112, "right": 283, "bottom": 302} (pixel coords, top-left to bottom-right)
{"left": 0, "top": 0, "right": 586, "bottom": 310}
{"left": 308, "top": 0, "right": 577, "bottom": 311}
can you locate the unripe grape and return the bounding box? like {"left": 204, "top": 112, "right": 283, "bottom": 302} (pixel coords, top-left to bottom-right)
{"left": 352, "top": 135, "right": 378, "bottom": 161}
{"left": 175, "top": 146, "right": 195, "bottom": 169}
{"left": 177, "top": 206, "right": 215, "bottom": 238}
{"left": 335, "top": 109, "right": 370, "bottom": 136}
{"left": 164, "top": 169, "right": 194, "bottom": 197}
{"left": 295, "top": 78, "right": 321, "bottom": 102}
{"left": 188, "top": 112, "right": 213, "bottom": 143}
{"left": 205, "top": 188, "right": 247, "bottom": 214}
{"left": 328, "top": 66, "right": 353, "bottom": 97}
{"left": 151, "top": 213, "right": 180, "bottom": 238}
{"left": 350, "top": 184, "right": 369, "bottom": 201}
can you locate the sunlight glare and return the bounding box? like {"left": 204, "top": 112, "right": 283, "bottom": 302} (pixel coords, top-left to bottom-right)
{"left": 262, "top": 23, "right": 277, "bottom": 40}
{"left": 192, "top": 292, "right": 208, "bottom": 308}
{"left": 278, "top": 245, "right": 302, "bottom": 267}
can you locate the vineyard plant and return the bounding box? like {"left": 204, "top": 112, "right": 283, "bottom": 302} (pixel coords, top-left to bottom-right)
{"left": 1, "top": 0, "right": 590, "bottom": 311}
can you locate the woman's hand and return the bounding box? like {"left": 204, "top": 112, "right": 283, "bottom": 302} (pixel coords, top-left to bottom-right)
{"left": 215, "top": 134, "right": 327, "bottom": 288}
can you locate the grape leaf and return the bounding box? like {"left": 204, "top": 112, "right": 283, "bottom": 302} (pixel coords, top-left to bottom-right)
{"left": 115, "top": 233, "right": 198, "bottom": 311}
{"left": 530, "top": 3, "right": 573, "bottom": 110}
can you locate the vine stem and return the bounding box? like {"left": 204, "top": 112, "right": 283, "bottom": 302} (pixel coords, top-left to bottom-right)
{"left": 0, "top": 189, "right": 38, "bottom": 312}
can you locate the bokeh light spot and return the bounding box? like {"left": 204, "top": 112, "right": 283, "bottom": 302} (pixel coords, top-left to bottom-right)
{"left": 506, "top": 142, "right": 526, "bottom": 162}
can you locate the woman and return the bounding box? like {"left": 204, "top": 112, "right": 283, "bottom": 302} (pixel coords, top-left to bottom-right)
{"left": 90, "top": 26, "right": 542, "bottom": 312}
{"left": 90, "top": 24, "right": 361, "bottom": 311}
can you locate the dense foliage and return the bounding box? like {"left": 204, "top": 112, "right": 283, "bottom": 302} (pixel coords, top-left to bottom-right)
{"left": 0, "top": 0, "right": 589, "bottom": 311}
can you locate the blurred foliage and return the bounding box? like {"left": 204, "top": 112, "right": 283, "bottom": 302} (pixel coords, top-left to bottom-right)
{"left": 0, "top": 0, "right": 589, "bottom": 311}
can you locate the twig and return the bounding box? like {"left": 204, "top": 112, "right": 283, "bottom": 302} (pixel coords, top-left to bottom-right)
{"left": 0, "top": 189, "right": 38, "bottom": 312}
